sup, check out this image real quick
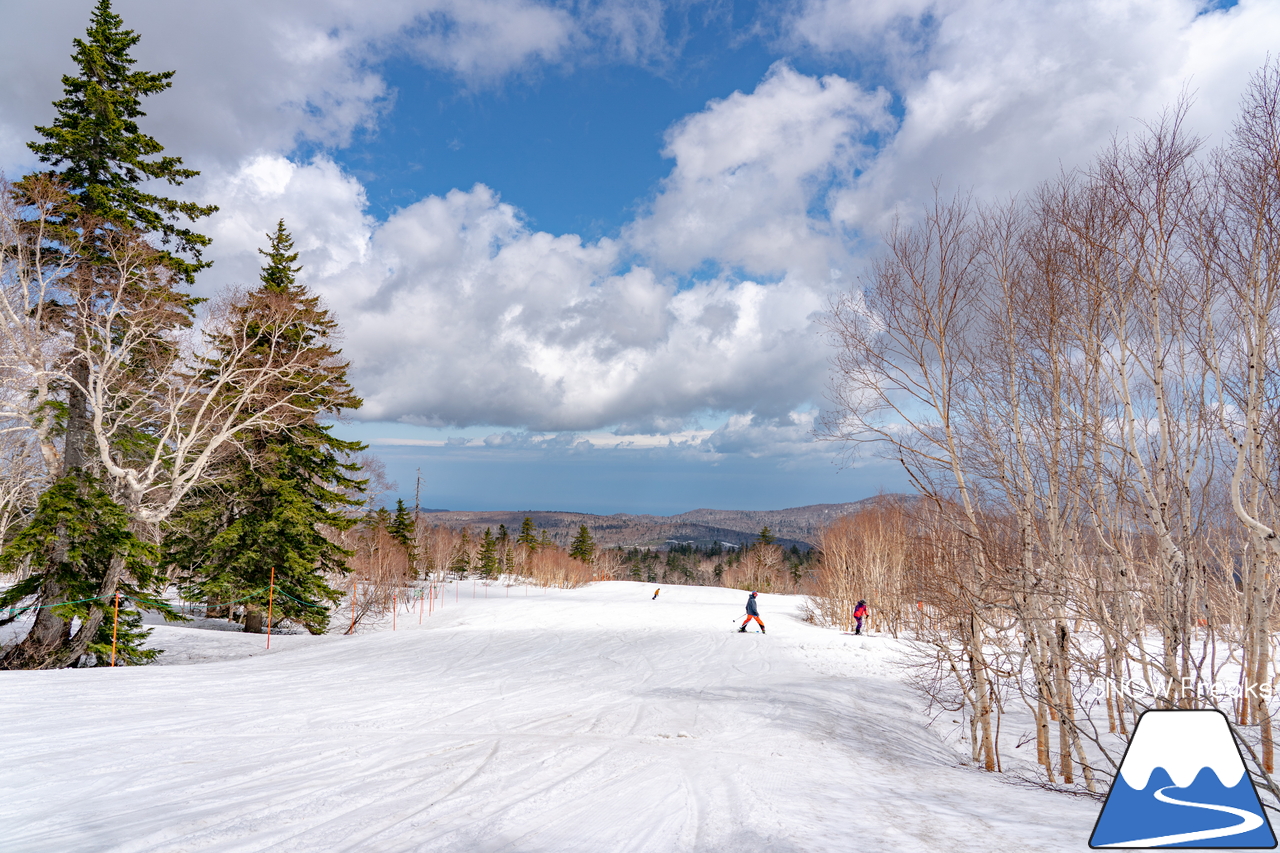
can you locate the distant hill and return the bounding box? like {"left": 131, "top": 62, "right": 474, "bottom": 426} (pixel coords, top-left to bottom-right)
{"left": 416, "top": 495, "right": 912, "bottom": 550}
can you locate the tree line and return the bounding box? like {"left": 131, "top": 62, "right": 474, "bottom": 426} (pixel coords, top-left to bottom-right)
{"left": 0, "top": 1, "right": 364, "bottom": 667}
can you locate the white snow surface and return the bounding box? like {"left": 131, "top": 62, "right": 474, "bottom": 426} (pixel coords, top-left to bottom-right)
{"left": 1117, "top": 710, "right": 1247, "bottom": 790}
{"left": 1, "top": 582, "right": 1103, "bottom": 852}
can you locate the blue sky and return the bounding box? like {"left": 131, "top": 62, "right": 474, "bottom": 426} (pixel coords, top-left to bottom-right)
{"left": 1, "top": 0, "right": 1272, "bottom": 514}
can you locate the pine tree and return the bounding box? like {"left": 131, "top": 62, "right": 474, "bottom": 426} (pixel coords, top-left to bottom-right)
{"left": 569, "top": 525, "right": 595, "bottom": 564}
{"left": 162, "top": 221, "right": 366, "bottom": 635}
{"left": 24, "top": 0, "right": 215, "bottom": 280}
{"left": 517, "top": 517, "right": 538, "bottom": 550}
{"left": 0, "top": 476, "right": 165, "bottom": 668}
{"left": 757, "top": 526, "right": 776, "bottom": 545}
{"left": 1, "top": 1, "right": 210, "bottom": 669}
{"left": 450, "top": 529, "right": 472, "bottom": 578}
{"left": 388, "top": 498, "right": 416, "bottom": 571}
{"left": 478, "top": 529, "right": 499, "bottom": 578}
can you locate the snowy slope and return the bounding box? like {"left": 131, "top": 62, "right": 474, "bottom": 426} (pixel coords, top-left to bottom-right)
{"left": 1, "top": 582, "right": 1102, "bottom": 852}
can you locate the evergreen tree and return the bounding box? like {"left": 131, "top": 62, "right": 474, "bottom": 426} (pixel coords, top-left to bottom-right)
{"left": 757, "top": 526, "right": 776, "bottom": 545}
{"left": 569, "top": 524, "right": 595, "bottom": 563}
{"left": 478, "top": 528, "right": 499, "bottom": 578}
{"left": 388, "top": 498, "right": 416, "bottom": 571}
{"left": 0, "top": 476, "right": 166, "bottom": 668}
{"left": 517, "top": 517, "right": 538, "bottom": 550}
{"left": 450, "top": 529, "right": 472, "bottom": 578}
{"left": 162, "top": 221, "right": 366, "bottom": 634}
{"left": 2, "top": 1, "right": 210, "bottom": 668}
{"left": 538, "top": 529, "right": 554, "bottom": 551}
{"left": 25, "top": 0, "right": 215, "bottom": 280}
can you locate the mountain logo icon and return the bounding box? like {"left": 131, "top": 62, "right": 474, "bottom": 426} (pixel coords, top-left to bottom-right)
{"left": 1090, "top": 709, "right": 1277, "bottom": 848}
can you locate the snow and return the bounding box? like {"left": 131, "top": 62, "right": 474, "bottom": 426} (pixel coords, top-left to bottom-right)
{"left": 1, "top": 582, "right": 1106, "bottom": 852}
{"left": 1118, "top": 710, "right": 1247, "bottom": 790}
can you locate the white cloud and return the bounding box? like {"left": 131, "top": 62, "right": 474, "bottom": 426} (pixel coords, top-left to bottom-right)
{"left": 192, "top": 149, "right": 833, "bottom": 436}
{"left": 8, "top": 0, "right": 1280, "bottom": 469}
{"left": 197, "top": 154, "right": 373, "bottom": 289}
{"left": 788, "top": 0, "right": 1280, "bottom": 231}
{"left": 0, "top": 0, "right": 678, "bottom": 176}
{"left": 336, "top": 190, "right": 826, "bottom": 430}
{"left": 627, "top": 62, "right": 892, "bottom": 279}
{"left": 398, "top": 0, "right": 576, "bottom": 82}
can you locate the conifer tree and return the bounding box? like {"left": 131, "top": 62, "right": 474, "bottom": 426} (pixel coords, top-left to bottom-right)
{"left": 25, "top": 0, "right": 215, "bottom": 280}
{"left": 450, "top": 529, "right": 472, "bottom": 578}
{"left": 162, "top": 221, "right": 365, "bottom": 634}
{"left": 569, "top": 525, "right": 595, "bottom": 564}
{"left": 388, "top": 499, "right": 416, "bottom": 571}
{"left": 478, "top": 529, "right": 499, "bottom": 578}
{"left": 0, "top": 476, "right": 164, "bottom": 668}
{"left": 757, "top": 527, "right": 776, "bottom": 545}
{"left": 2, "top": 1, "right": 212, "bottom": 668}
{"left": 517, "top": 517, "right": 538, "bottom": 550}
{"left": 495, "top": 524, "right": 509, "bottom": 575}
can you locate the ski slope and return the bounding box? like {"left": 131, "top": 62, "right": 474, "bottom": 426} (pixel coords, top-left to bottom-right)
{"left": 1, "top": 582, "right": 1101, "bottom": 852}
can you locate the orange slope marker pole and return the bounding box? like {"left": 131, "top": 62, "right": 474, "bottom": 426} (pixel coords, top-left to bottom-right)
{"left": 110, "top": 590, "right": 121, "bottom": 666}
{"left": 266, "top": 566, "right": 276, "bottom": 649}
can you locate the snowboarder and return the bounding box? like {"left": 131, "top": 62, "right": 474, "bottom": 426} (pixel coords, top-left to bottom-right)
{"left": 652, "top": 588, "right": 660, "bottom": 600}
{"left": 853, "top": 600, "right": 868, "bottom": 635}
{"left": 739, "top": 591, "right": 765, "bottom": 633}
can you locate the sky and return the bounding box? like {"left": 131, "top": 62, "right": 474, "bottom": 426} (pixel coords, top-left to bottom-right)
{"left": 1, "top": 0, "right": 1275, "bottom": 515}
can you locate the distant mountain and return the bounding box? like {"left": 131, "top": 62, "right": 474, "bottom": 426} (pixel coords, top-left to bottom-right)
{"left": 416, "top": 495, "right": 911, "bottom": 549}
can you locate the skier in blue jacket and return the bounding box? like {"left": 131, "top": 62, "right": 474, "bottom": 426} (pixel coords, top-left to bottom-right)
{"left": 739, "top": 591, "right": 765, "bottom": 633}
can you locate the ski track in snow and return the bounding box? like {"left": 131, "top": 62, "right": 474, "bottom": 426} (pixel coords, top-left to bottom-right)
{"left": 1, "top": 582, "right": 1102, "bottom": 852}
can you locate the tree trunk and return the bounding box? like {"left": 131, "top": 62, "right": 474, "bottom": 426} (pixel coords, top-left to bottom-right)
{"left": 0, "top": 582, "right": 72, "bottom": 669}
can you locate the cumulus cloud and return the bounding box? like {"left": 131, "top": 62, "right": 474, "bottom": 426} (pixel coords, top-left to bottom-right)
{"left": 787, "top": 0, "right": 1280, "bottom": 231}
{"left": 8, "top": 0, "right": 1280, "bottom": 469}
{"left": 627, "top": 62, "right": 892, "bottom": 279}
{"left": 0, "top": 0, "right": 685, "bottom": 175}
{"left": 201, "top": 157, "right": 832, "bottom": 431}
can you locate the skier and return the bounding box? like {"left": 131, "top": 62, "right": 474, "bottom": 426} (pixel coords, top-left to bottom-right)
{"left": 652, "top": 588, "right": 660, "bottom": 600}
{"left": 739, "top": 591, "right": 765, "bottom": 633}
{"left": 853, "top": 599, "right": 868, "bottom": 635}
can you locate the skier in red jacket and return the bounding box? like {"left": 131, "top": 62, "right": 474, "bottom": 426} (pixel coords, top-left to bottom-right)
{"left": 853, "top": 600, "right": 868, "bottom": 635}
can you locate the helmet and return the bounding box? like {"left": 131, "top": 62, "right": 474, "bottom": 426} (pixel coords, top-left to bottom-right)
{"left": 750, "top": 591, "right": 758, "bottom": 596}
